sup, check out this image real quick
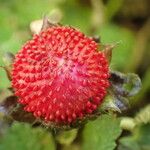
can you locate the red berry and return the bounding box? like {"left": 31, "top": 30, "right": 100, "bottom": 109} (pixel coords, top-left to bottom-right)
{"left": 12, "top": 26, "right": 109, "bottom": 124}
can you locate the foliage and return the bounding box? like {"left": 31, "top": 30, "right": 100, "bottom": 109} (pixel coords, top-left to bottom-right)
{"left": 0, "top": 122, "right": 56, "bottom": 150}
{"left": 119, "top": 124, "right": 150, "bottom": 150}
{"left": 0, "top": 0, "right": 149, "bottom": 149}
{"left": 82, "top": 114, "right": 122, "bottom": 150}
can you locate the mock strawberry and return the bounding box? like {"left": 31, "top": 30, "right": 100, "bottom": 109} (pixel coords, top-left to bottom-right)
{"left": 12, "top": 26, "right": 109, "bottom": 124}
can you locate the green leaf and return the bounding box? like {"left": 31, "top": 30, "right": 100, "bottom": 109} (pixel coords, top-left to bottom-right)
{"left": 98, "top": 24, "right": 135, "bottom": 71}
{"left": 0, "top": 122, "right": 56, "bottom": 150}
{"left": 59, "top": 0, "right": 91, "bottom": 34}
{"left": 105, "top": 0, "right": 124, "bottom": 21}
{"left": 119, "top": 124, "right": 150, "bottom": 150}
{"left": 118, "top": 136, "right": 140, "bottom": 150}
{"left": 137, "top": 124, "right": 150, "bottom": 149}
{"left": 56, "top": 129, "right": 78, "bottom": 145}
{"left": 82, "top": 114, "right": 122, "bottom": 150}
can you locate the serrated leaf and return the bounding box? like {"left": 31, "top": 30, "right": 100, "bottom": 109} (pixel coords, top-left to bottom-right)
{"left": 82, "top": 114, "right": 122, "bottom": 150}
{"left": 0, "top": 122, "right": 56, "bottom": 150}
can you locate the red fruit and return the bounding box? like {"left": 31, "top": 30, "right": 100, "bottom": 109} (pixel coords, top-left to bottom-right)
{"left": 12, "top": 26, "right": 109, "bottom": 124}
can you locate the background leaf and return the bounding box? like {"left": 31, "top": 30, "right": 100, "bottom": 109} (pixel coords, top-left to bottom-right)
{"left": 119, "top": 124, "right": 150, "bottom": 150}
{"left": 59, "top": 0, "right": 91, "bottom": 34}
{"left": 97, "top": 24, "right": 135, "bottom": 71}
{"left": 0, "top": 122, "right": 56, "bottom": 150}
{"left": 82, "top": 114, "right": 122, "bottom": 150}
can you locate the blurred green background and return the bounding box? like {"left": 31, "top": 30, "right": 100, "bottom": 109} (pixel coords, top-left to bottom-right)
{"left": 0, "top": 0, "right": 149, "bottom": 150}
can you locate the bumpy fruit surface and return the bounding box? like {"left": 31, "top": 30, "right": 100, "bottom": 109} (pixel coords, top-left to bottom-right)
{"left": 12, "top": 26, "right": 109, "bottom": 124}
